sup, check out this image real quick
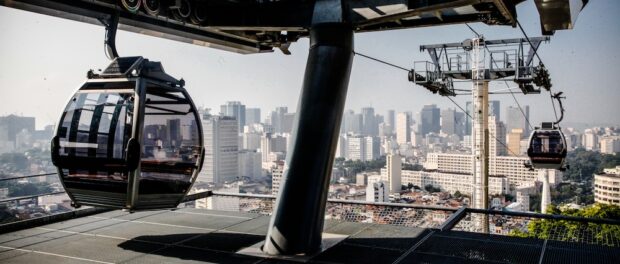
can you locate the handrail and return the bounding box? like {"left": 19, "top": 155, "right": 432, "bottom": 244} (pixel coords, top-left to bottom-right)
{"left": 0, "top": 172, "right": 57, "bottom": 182}
{"left": 0, "top": 191, "right": 67, "bottom": 203}
{"left": 210, "top": 191, "right": 459, "bottom": 212}
{"left": 465, "top": 208, "right": 620, "bottom": 226}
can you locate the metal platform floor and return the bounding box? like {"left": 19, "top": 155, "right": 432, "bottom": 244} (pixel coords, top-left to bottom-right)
{"left": 1, "top": 208, "right": 618, "bottom": 263}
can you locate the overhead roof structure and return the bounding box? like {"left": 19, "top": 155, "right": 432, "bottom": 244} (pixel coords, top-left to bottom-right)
{"left": 0, "top": 0, "right": 528, "bottom": 54}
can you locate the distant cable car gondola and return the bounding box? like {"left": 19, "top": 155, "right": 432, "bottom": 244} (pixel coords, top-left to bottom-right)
{"left": 51, "top": 57, "right": 204, "bottom": 210}
{"left": 527, "top": 122, "right": 567, "bottom": 170}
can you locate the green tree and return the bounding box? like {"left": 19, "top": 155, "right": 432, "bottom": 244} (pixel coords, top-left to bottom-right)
{"left": 510, "top": 204, "right": 620, "bottom": 246}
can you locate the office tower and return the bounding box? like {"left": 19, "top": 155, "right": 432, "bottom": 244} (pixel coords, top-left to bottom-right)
{"left": 506, "top": 105, "right": 530, "bottom": 137}
{"left": 361, "top": 107, "right": 376, "bottom": 136}
{"left": 365, "top": 136, "right": 380, "bottom": 161}
{"left": 0, "top": 114, "right": 35, "bottom": 142}
{"left": 465, "top": 100, "right": 500, "bottom": 136}
{"left": 507, "top": 129, "right": 523, "bottom": 156}
{"left": 386, "top": 110, "right": 395, "bottom": 128}
{"left": 199, "top": 116, "right": 239, "bottom": 184}
{"left": 242, "top": 132, "right": 261, "bottom": 150}
{"left": 386, "top": 153, "right": 402, "bottom": 193}
{"left": 245, "top": 108, "right": 261, "bottom": 125}
{"left": 346, "top": 135, "right": 365, "bottom": 161}
{"left": 419, "top": 104, "right": 440, "bottom": 136}
{"left": 281, "top": 113, "right": 296, "bottom": 134}
{"left": 441, "top": 108, "right": 456, "bottom": 135}
{"left": 396, "top": 112, "right": 411, "bottom": 144}
{"left": 269, "top": 107, "right": 288, "bottom": 133}
{"left": 239, "top": 150, "right": 262, "bottom": 180}
{"left": 220, "top": 101, "right": 246, "bottom": 132}
{"left": 583, "top": 129, "right": 598, "bottom": 151}
{"left": 454, "top": 111, "right": 466, "bottom": 138}
{"left": 488, "top": 116, "right": 506, "bottom": 156}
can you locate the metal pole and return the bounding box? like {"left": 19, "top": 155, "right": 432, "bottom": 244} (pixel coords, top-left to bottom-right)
{"left": 263, "top": 23, "right": 354, "bottom": 255}
{"left": 471, "top": 38, "right": 489, "bottom": 233}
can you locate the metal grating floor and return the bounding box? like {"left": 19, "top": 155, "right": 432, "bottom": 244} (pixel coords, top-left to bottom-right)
{"left": 1, "top": 208, "right": 618, "bottom": 263}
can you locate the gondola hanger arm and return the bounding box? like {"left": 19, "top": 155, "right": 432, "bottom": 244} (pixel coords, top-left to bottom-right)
{"left": 98, "top": 12, "right": 120, "bottom": 60}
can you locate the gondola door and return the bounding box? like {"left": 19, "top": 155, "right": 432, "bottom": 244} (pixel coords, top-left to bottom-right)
{"left": 133, "top": 80, "right": 203, "bottom": 209}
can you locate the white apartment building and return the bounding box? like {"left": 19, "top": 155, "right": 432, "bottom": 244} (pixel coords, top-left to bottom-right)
{"left": 600, "top": 136, "right": 620, "bottom": 154}
{"left": 425, "top": 152, "right": 543, "bottom": 187}
{"left": 386, "top": 169, "right": 508, "bottom": 196}
{"left": 366, "top": 175, "right": 389, "bottom": 202}
{"left": 594, "top": 166, "right": 620, "bottom": 205}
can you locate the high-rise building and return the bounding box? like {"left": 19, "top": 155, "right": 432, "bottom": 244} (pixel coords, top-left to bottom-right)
{"left": 507, "top": 129, "right": 524, "bottom": 156}
{"left": 245, "top": 108, "right": 261, "bottom": 125}
{"left": 220, "top": 101, "right": 246, "bottom": 132}
{"left": 361, "top": 107, "right": 377, "bottom": 136}
{"left": 386, "top": 110, "right": 395, "bottom": 128}
{"left": 242, "top": 132, "right": 261, "bottom": 150}
{"left": 269, "top": 107, "right": 288, "bottom": 133}
{"left": 583, "top": 129, "right": 598, "bottom": 151}
{"left": 386, "top": 154, "right": 402, "bottom": 193}
{"left": 365, "top": 136, "right": 380, "bottom": 161}
{"left": 345, "top": 135, "right": 380, "bottom": 161}
{"left": 454, "top": 111, "right": 466, "bottom": 138}
{"left": 396, "top": 112, "right": 411, "bottom": 144}
{"left": 199, "top": 116, "right": 239, "bottom": 184}
{"left": 506, "top": 105, "right": 530, "bottom": 137}
{"left": 465, "top": 100, "right": 500, "bottom": 135}
{"left": 366, "top": 175, "right": 389, "bottom": 202}
{"left": 441, "top": 108, "right": 456, "bottom": 135}
{"left": 489, "top": 116, "right": 506, "bottom": 156}
{"left": 419, "top": 104, "right": 440, "bottom": 136}
{"left": 239, "top": 150, "right": 262, "bottom": 180}
{"left": 271, "top": 161, "right": 285, "bottom": 195}
{"left": 600, "top": 136, "right": 620, "bottom": 154}
{"left": 280, "top": 113, "right": 296, "bottom": 134}
{"left": 260, "top": 133, "right": 288, "bottom": 162}
{"left": 0, "top": 114, "right": 35, "bottom": 143}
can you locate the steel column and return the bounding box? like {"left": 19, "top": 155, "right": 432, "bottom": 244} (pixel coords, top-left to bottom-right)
{"left": 263, "top": 23, "right": 353, "bottom": 255}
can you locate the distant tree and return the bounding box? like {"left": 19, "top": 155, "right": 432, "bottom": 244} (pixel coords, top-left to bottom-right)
{"left": 453, "top": 190, "right": 462, "bottom": 198}
{"left": 424, "top": 184, "right": 441, "bottom": 193}
{"left": 402, "top": 163, "right": 423, "bottom": 171}
{"left": 510, "top": 204, "right": 620, "bottom": 246}
{"left": 563, "top": 149, "right": 620, "bottom": 183}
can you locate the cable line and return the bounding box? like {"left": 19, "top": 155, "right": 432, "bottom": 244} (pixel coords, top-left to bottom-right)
{"left": 353, "top": 51, "right": 410, "bottom": 72}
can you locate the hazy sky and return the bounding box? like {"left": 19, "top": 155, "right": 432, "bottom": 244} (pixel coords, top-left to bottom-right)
{"left": 1, "top": 1, "right": 619, "bottom": 129}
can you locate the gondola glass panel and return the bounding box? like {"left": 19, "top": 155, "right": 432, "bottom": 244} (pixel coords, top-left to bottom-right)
{"left": 137, "top": 82, "right": 202, "bottom": 208}
{"left": 54, "top": 82, "right": 135, "bottom": 206}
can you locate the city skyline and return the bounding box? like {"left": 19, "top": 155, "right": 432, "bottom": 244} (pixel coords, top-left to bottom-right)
{"left": 1, "top": 1, "right": 620, "bottom": 129}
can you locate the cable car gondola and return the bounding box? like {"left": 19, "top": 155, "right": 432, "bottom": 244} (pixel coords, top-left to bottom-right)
{"left": 527, "top": 122, "right": 567, "bottom": 170}
{"left": 51, "top": 57, "right": 204, "bottom": 210}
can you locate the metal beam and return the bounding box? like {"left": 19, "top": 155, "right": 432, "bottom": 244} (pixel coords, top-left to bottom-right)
{"left": 263, "top": 17, "right": 354, "bottom": 255}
